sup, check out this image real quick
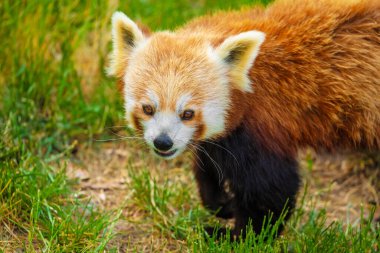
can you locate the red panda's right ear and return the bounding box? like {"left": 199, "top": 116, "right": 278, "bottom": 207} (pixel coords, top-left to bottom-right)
{"left": 215, "top": 31, "right": 265, "bottom": 92}
{"left": 107, "top": 12, "right": 146, "bottom": 78}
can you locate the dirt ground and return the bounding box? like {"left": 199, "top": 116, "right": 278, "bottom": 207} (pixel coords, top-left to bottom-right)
{"left": 66, "top": 141, "right": 380, "bottom": 251}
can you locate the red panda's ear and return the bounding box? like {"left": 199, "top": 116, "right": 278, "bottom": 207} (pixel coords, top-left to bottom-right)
{"left": 107, "top": 12, "right": 146, "bottom": 78}
{"left": 215, "top": 31, "right": 265, "bottom": 92}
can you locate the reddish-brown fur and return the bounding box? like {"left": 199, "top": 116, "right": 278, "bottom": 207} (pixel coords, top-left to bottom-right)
{"left": 178, "top": 0, "right": 380, "bottom": 156}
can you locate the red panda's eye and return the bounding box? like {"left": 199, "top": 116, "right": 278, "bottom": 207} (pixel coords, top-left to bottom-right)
{"left": 181, "top": 110, "right": 194, "bottom": 120}
{"left": 142, "top": 105, "right": 154, "bottom": 116}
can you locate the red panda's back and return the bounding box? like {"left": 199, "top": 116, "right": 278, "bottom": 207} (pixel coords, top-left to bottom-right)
{"left": 181, "top": 0, "right": 380, "bottom": 156}
{"left": 249, "top": 0, "right": 380, "bottom": 155}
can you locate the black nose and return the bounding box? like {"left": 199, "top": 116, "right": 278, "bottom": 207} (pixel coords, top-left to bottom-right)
{"left": 153, "top": 134, "right": 173, "bottom": 151}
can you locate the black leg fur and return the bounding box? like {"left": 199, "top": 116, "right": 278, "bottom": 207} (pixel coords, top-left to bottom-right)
{"left": 193, "top": 125, "right": 300, "bottom": 239}
{"left": 193, "top": 158, "right": 235, "bottom": 219}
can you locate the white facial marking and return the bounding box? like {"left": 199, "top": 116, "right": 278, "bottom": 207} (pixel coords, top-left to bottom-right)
{"left": 143, "top": 111, "right": 195, "bottom": 159}
{"left": 202, "top": 100, "right": 227, "bottom": 138}
{"left": 147, "top": 90, "right": 160, "bottom": 108}
{"left": 176, "top": 93, "right": 193, "bottom": 113}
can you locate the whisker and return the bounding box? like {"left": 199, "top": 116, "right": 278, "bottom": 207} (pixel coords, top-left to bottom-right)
{"left": 186, "top": 143, "right": 205, "bottom": 167}
{"left": 190, "top": 141, "right": 224, "bottom": 184}
{"left": 188, "top": 150, "right": 204, "bottom": 171}
{"left": 105, "top": 125, "right": 130, "bottom": 129}
{"left": 201, "top": 140, "right": 240, "bottom": 167}
{"left": 104, "top": 126, "right": 144, "bottom": 139}
{"left": 109, "top": 130, "right": 140, "bottom": 139}
{"left": 173, "top": 140, "right": 206, "bottom": 170}
{"left": 95, "top": 136, "right": 144, "bottom": 142}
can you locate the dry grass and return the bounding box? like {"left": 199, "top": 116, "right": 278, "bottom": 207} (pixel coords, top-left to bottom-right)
{"left": 299, "top": 150, "right": 380, "bottom": 224}
{"left": 66, "top": 141, "right": 196, "bottom": 251}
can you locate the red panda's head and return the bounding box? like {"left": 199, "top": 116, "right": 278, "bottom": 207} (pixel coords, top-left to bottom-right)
{"left": 108, "top": 12, "right": 265, "bottom": 159}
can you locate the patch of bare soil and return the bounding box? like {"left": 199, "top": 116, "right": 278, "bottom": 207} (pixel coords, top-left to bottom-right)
{"left": 66, "top": 142, "right": 380, "bottom": 251}
{"left": 299, "top": 150, "right": 380, "bottom": 224}
{"left": 66, "top": 141, "right": 192, "bottom": 251}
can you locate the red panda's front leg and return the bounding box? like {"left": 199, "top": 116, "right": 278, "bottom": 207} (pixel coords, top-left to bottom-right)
{"left": 193, "top": 160, "right": 235, "bottom": 219}
{"left": 196, "top": 126, "right": 300, "bottom": 239}
{"left": 230, "top": 146, "right": 300, "bottom": 237}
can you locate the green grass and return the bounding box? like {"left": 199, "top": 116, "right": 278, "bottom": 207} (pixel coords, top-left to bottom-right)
{"left": 0, "top": 0, "right": 379, "bottom": 252}
{"left": 0, "top": 123, "right": 120, "bottom": 251}
{"left": 127, "top": 167, "right": 379, "bottom": 252}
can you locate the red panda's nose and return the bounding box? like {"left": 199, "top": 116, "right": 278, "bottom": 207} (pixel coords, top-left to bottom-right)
{"left": 153, "top": 134, "right": 173, "bottom": 151}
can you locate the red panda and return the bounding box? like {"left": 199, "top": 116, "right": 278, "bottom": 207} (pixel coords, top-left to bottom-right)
{"left": 108, "top": 0, "right": 380, "bottom": 239}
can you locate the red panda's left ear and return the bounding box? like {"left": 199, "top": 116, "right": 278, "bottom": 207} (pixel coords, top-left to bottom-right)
{"left": 107, "top": 12, "right": 146, "bottom": 78}
{"left": 215, "top": 31, "right": 265, "bottom": 92}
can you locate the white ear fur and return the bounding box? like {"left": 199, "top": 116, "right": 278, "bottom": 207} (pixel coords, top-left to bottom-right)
{"left": 107, "top": 11, "right": 145, "bottom": 77}
{"left": 215, "top": 31, "right": 265, "bottom": 92}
